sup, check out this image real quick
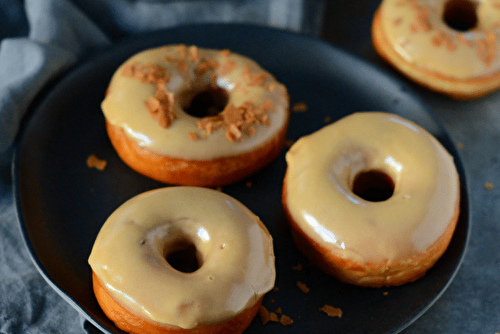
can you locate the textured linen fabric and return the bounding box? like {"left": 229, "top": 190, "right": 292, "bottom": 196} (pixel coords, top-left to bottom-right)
{"left": 0, "top": 0, "right": 321, "bottom": 333}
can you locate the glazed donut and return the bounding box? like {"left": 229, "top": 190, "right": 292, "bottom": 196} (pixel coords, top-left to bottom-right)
{"left": 88, "top": 186, "right": 275, "bottom": 334}
{"left": 102, "top": 44, "right": 289, "bottom": 187}
{"left": 372, "top": 0, "right": 500, "bottom": 99}
{"left": 282, "top": 112, "right": 460, "bottom": 287}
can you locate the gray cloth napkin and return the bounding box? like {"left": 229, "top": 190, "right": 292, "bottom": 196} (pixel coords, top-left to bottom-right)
{"left": 0, "top": 0, "right": 322, "bottom": 333}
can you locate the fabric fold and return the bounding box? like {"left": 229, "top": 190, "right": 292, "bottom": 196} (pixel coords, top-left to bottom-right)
{"left": 0, "top": 0, "right": 110, "bottom": 152}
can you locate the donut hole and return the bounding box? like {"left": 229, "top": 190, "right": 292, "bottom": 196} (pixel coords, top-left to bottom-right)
{"left": 182, "top": 86, "right": 229, "bottom": 118}
{"left": 352, "top": 170, "right": 395, "bottom": 202}
{"left": 443, "top": 0, "right": 478, "bottom": 32}
{"left": 164, "top": 239, "right": 202, "bottom": 273}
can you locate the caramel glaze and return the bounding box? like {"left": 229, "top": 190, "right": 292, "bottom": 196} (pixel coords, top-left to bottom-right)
{"left": 282, "top": 112, "right": 460, "bottom": 287}
{"left": 88, "top": 187, "right": 275, "bottom": 329}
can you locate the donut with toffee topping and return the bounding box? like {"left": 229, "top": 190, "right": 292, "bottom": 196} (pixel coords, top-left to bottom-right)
{"left": 89, "top": 186, "right": 276, "bottom": 334}
{"left": 372, "top": 0, "right": 500, "bottom": 99}
{"left": 282, "top": 112, "right": 460, "bottom": 287}
{"left": 102, "top": 44, "right": 289, "bottom": 186}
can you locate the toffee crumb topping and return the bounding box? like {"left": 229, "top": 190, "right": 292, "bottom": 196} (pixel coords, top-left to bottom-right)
{"left": 220, "top": 49, "right": 231, "bottom": 57}
{"left": 431, "top": 30, "right": 457, "bottom": 51}
{"left": 144, "top": 88, "right": 177, "bottom": 128}
{"left": 195, "top": 99, "right": 275, "bottom": 142}
{"left": 319, "top": 305, "right": 343, "bottom": 318}
{"left": 279, "top": 314, "right": 294, "bottom": 326}
{"left": 296, "top": 281, "right": 310, "bottom": 293}
{"left": 410, "top": 6, "right": 432, "bottom": 33}
{"left": 122, "top": 46, "right": 278, "bottom": 138}
{"left": 86, "top": 154, "right": 107, "bottom": 171}
{"left": 270, "top": 312, "right": 280, "bottom": 322}
{"left": 122, "top": 62, "right": 170, "bottom": 85}
{"left": 123, "top": 61, "right": 177, "bottom": 128}
{"left": 292, "top": 101, "right": 308, "bottom": 112}
{"left": 219, "top": 59, "right": 236, "bottom": 76}
{"left": 397, "top": 0, "right": 498, "bottom": 67}
{"left": 478, "top": 31, "right": 497, "bottom": 67}
{"left": 258, "top": 305, "right": 272, "bottom": 325}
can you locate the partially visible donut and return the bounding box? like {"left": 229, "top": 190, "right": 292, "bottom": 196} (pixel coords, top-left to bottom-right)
{"left": 102, "top": 45, "right": 289, "bottom": 187}
{"left": 372, "top": 0, "right": 500, "bottom": 99}
{"left": 88, "top": 187, "right": 276, "bottom": 334}
{"left": 282, "top": 112, "right": 460, "bottom": 287}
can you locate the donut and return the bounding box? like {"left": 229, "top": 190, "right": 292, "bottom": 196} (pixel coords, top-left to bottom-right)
{"left": 372, "top": 0, "right": 500, "bottom": 100}
{"left": 88, "top": 186, "right": 275, "bottom": 334}
{"left": 282, "top": 112, "right": 460, "bottom": 287}
{"left": 102, "top": 44, "right": 289, "bottom": 187}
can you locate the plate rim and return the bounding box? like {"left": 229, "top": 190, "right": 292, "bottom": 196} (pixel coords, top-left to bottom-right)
{"left": 12, "top": 23, "right": 471, "bottom": 334}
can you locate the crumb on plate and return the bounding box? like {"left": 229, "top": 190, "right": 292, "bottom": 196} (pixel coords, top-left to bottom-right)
{"left": 86, "top": 154, "right": 107, "bottom": 171}
{"left": 297, "top": 281, "right": 310, "bottom": 293}
{"left": 319, "top": 304, "right": 343, "bottom": 318}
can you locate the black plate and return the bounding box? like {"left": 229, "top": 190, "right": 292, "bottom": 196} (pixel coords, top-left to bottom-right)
{"left": 13, "top": 24, "right": 469, "bottom": 334}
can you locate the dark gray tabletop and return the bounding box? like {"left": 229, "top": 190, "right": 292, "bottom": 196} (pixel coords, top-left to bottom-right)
{"left": 320, "top": 1, "right": 499, "bottom": 333}
{"left": 1, "top": 1, "right": 498, "bottom": 333}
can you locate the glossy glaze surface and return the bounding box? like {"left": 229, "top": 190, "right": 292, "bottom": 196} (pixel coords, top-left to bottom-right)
{"left": 102, "top": 45, "right": 289, "bottom": 160}
{"left": 88, "top": 186, "right": 275, "bottom": 329}
{"left": 284, "top": 112, "right": 460, "bottom": 263}
{"left": 379, "top": 0, "right": 500, "bottom": 79}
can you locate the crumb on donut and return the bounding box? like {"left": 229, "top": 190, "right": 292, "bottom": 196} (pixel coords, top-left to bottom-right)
{"left": 485, "top": 182, "right": 494, "bottom": 190}
{"left": 410, "top": 7, "right": 432, "bottom": 33}
{"left": 174, "top": 44, "right": 187, "bottom": 56}
{"left": 196, "top": 99, "right": 275, "bottom": 143}
{"left": 296, "top": 281, "right": 310, "bottom": 293}
{"left": 478, "top": 31, "right": 497, "bottom": 67}
{"left": 319, "top": 305, "right": 343, "bottom": 318}
{"left": 457, "top": 34, "right": 475, "bottom": 48}
{"left": 188, "top": 45, "right": 200, "bottom": 63}
{"left": 219, "top": 59, "right": 236, "bottom": 75}
{"left": 398, "top": 5, "right": 496, "bottom": 68}
{"left": 194, "top": 58, "right": 219, "bottom": 77}
{"left": 220, "top": 49, "right": 231, "bottom": 57}
{"left": 188, "top": 132, "right": 198, "bottom": 141}
{"left": 122, "top": 62, "right": 170, "bottom": 85}
{"left": 267, "top": 83, "right": 277, "bottom": 92}
{"left": 292, "top": 102, "right": 308, "bottom": 112}
{"left": 123, "top": 61, "right": 179, "bottom": 129}
{"left": 144, "top": 89, "right": 177, "bottom": 128}
{"left": 394, "top": 17, "right": 403, "bottom": 26}
{"left": 431, "top": 30, "right": 457, "bottom": 52}
{"left": 86, "top": 154, "right": 107, "bottom": 171}
{"left": 247, "top": 72, "right": 269, "bottom": 86}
